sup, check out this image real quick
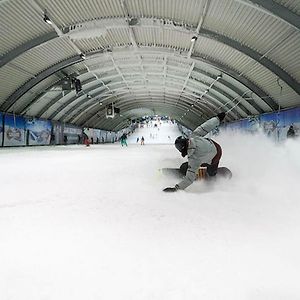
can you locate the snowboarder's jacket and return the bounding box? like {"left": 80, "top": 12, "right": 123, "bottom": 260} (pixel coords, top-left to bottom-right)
{"left": 176, "top": 117, "right": 220, "bottom": 190}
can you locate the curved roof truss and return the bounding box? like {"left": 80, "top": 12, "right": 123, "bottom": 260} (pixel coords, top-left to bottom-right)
{"left": 0, "top": 0, "right": 299, "bottom": 130}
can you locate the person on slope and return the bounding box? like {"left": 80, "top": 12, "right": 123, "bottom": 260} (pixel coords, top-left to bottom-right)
{"left": 163, "top": 112, "right": 226, "bottom": 192}
{"left": 120, "top": 133, "right": 128, "bottom": 147}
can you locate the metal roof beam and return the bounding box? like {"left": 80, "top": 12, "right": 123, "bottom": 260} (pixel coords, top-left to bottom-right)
{"left": 80, "top": 62, "right": 261, "bottom": 115}
{"left": 97, "top": 103, "right": 201, "bottom": 131}
{"left": 188, "top": 0, "right": 210, "bottom": 58}
{"left": 192, "top": 54, "right": 279, "bottom": 110}
{"left": 19, "top": 73, "right": 87, "bottom": 115}
{"left": 199, "top": 28, "right": 300, "bottom": 95}
{"left": 79, "top": 92, "right": 218, "bottom": 128}
{"left": 90, "top": 100, "right": 204, "bottom": 129}
{"left": 80, "top": 48, "right": 279, "bottom": 109}
{"left": 57, "top": 87, "right": 108, "bottom": 122}
{"left": 66, "top": 80, "right": 239, "bottom": 124}
{"left": 0, "top": 55, "right": 83, "bottom": 112}
{"left": 59, "top": 70, "right": 241, "bottom": 123}
{"left": 242, "top": 0, "right": 300, "bottom": 30}
{"left": 48, "top": 83, "right": 105, "bottom": 120}
{"left": 0, "top": 32, "right": 58, "bottom": 68}
{"left": 34, "top": 79, "right": 97, "bottom": 119}
{"left": 192, "top": 67, "right": 263, "bottom": 114}
{"left": 78, "top": 95, "right": 197, "bottom": 127}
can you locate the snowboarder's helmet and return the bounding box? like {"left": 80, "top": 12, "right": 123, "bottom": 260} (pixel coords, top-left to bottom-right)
{"left": 175, "top": 136, "right": 187, "bottom": 153}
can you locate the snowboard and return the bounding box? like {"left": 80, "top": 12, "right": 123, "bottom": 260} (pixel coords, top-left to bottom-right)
{"left": 160, "top": 162, "right": 232, "bottom": 181}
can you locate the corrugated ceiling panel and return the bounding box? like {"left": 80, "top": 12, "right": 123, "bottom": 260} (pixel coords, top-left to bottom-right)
{"left": 13, "top": 75, "right": 59, "bottom": 114}
{"left": 213, "top": 83, "right": 259, "bottom": 115}
{"left": 127, "top": 0, "right": 207, "bottom": 26}
{"left": 65, "top": 61, "right": 87, "bottom": 74}
{"left": 169, "top": 58, "right": 192, "bottom": 71}
{"left": 134, "top": 27, "right": 190, "bottom": 50}
{"left": 193, "top": 37, "right": 294, "bottom": 111}
{"left": 73, "top": 26, "right": 132, "bottom": 53}
{"left": 192, "top": 70, "right": 260, "bottom": 115}
{"left": 144, "top": 66, "right": 164, "bottom": 73}
{"left": 100, "top": 27, "right": 131, "bottom": 47}
{"left": 0, "top": 65, "right": 30, "bottom": 105}
{"left": 205, "top": 0, "right": 293, "bottom": 55}
{"left": 274, "top": 0, "right": 300, "bottom": 14}
{"left": 0, "top": 0, "right": 52, "bottom": 55}
{"left": 35, "top": 0, "right": 125, "bottom": 27}
{"left": 86, "top": 61, "right": 114, "bottom": 73}
{"left": 245, "top": 64, "right": 300, "bottom": 108}
{"left": 269, "top": 30, "right": 300, "bottom": 82}
{"left": 140, "top": 54, "right": 165, "bottom": 65}
{"left": 73, "top": 37, "right": 107, "bottom": 53}
{"left": 11, "top": 38, "right": 78, "bottom": 75}
{"left": 193, "top": 36, "right": 250, "bottom": 70}
{"left": 54, "top": 96, "right": 87, "bottom": 120}
{"left": 26, "top": 91, "right": 63, "bottom": 116}
{"left": 204, "top": 0, "right": 300, "bottom": 81}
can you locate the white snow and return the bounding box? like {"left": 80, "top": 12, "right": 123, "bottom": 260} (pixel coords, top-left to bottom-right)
{"left": 1, "top": 122, "right": 300, "bottom": 300}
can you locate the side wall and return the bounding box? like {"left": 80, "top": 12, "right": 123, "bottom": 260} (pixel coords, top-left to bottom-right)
{"left": 0, "top": 111, "right": 118, "bottom": 147}
{"left": 223, "top": 107, "right": 300, "bottom": 142}
{"left": 177, "top": 107, "right": 300, "bottom": 142}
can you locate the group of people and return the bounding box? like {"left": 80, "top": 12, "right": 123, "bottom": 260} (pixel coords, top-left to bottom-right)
{"left": 120, "top": 134, "right": 145, "bottom": 146}
{"left": 136, "top": 136, "right": 145, "bottom": 145}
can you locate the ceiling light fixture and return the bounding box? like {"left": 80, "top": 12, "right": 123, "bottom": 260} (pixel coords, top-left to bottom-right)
{"left": 43, "top": 13, "right": 52, "bottom": 24}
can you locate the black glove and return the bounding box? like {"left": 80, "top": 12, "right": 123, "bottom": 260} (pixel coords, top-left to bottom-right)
{"left": 163, "top": 186, "right": 178, "bottom": 192}
{"left": 217, "top": 112, "right": 226, "bottom": 122}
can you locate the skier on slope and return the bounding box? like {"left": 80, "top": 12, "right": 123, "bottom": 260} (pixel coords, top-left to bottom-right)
{"left": 163, "top": 112, "right": 226, "bottom": 192}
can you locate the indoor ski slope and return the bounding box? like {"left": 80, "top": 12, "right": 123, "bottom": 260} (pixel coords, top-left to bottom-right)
{"left": 1, "top": 121, "right": 300, "bottom": 300}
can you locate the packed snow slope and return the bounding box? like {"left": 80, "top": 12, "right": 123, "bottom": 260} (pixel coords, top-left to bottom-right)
{"left": 127, "top": 120, "right": 180, "bottom": 144}
{"left": 1, "top": 121, "right": 300, "bottom": 300}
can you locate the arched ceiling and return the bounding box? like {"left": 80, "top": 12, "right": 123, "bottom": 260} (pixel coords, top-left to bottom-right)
{"left": 0, "top": 0, "right": 299, "bottom": 131}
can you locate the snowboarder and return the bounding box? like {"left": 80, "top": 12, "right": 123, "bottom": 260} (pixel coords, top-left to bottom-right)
{"left": 287, "top": 125, "right": 295, "bottom": 138}
{"left": 120, "top": 133, "right": 128, "bottom": 147}
{"left": 163, "top": 112, "right": 226, "bottom": 192}
{"left": 83, "top": 132, "right": 90, "bottom": 147}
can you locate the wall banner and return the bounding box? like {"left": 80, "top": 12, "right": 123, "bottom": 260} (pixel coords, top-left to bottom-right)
{"left": 63, "top": 125, "right": 82, "bottom": 144}
{"left": 3, "top": 114, "right": 26, "bottom": 146}
{"left": 26, "top": 118, "right": 52, "bottom": 145}
{"left": 260, "top": 107, "right": 300, "bottom": 141}
{"left": 52, "top": 122, "right": 63, "bottom": 145}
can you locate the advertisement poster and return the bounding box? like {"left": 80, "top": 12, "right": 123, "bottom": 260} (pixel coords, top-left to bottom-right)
{"left": 93, "top": 129, "right": 101, "bottom": 144}
{"left": 26, "top": 118, "right": 52, "bottom": 145}
{"left": 3, "top": 114, "right": 26, "bottom": 146}
{"left": 260, "top": 107, "right": 300, "bottom": 141}
{"left": 52, "top": 122, "right": 63, "bottom": 145}
{"left": 100, "top": 130, "right": 106, "bottom": 143}
{"left": 0, "top": 112, "right": 3, "bottom": 146}
{"left": 63, "top": 125, "right": 82, "bottom": 144}
{"left": 223, "top": 107, "right": 300, "bottom": 142}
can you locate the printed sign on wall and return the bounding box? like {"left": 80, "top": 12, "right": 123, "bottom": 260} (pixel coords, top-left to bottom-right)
{"left": 223, "top": 107, "right": 300, "bottom": 142}
{"left": 52, "top": 122, "right": 63, "bottom": 145}
{"left": 63, "top": 125, "right": 82, "bottom": 144}
{"left": 26, "top": 118, "right": 52, "bottom": 145}
{"left": 3, "top": 114, "right": 26, "bottom": 146}
{"left": 260, "top": 107, "right": 300, "bottom": 141}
